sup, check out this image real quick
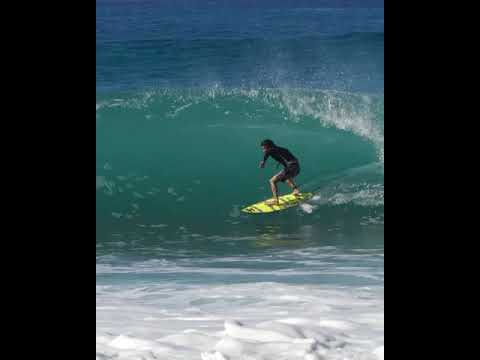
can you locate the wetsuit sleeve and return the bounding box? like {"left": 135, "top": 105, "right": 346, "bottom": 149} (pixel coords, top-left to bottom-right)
{"left": 262, "top": 149, "right": 271, "bottom": 163}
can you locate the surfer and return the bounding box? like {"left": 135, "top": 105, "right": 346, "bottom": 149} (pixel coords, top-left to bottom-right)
{"left": 259, "top": 139, "right": 301, "bottom": 205}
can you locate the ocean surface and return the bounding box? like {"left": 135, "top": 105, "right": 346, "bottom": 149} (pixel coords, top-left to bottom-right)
{"left": 96, "top": 1, "right": 384, "bottom": 359}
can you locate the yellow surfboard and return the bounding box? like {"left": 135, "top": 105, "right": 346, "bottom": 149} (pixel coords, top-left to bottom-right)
{"left": 242, "top": 192, "right": 314, "bottom": 214}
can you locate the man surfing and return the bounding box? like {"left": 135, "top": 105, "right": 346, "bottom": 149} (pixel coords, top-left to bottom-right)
{"left": 259, "top": 139, "right": 301, "bottom": 205}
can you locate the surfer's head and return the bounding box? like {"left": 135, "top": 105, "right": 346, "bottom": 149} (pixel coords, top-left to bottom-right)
{"left": 261, "top": 139, "right": 275, "bottom": 152}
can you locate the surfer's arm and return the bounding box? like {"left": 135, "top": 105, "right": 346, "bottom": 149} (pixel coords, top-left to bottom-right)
{"left": 260, "top": 152, "right": 270, "bottom": 168}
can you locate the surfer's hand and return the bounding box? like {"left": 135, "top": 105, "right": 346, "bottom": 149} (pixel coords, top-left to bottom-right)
{"left": 259, "top": 161, "right": 265, "bottom": 168}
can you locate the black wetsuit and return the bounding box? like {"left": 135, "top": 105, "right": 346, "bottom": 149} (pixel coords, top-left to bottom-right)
{"left": 263, "top": 146, "right": 300, "bottom": 182}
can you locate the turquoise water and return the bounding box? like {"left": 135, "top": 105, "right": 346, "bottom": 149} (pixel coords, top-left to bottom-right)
{"left": 96, "top": 2, "right": 384, "bottom": 359}
{"left": 96, "top": 88, "right": 383, "bottom": 250}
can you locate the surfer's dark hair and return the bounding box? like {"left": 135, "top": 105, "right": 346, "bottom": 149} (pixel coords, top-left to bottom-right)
{"left": 261, "top": 139, "right": 275, "bottom": 147}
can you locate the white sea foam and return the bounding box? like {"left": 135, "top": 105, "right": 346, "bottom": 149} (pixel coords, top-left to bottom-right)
{"left": 97, "top": 252, "right": 383, "bottom": 360}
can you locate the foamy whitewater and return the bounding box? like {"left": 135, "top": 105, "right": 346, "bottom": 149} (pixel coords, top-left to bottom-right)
{"left": 97, "top": 1, "right": 384, "bottom": 359}
{"left": 97, "top": 247, "right": 383, "bottom": 360}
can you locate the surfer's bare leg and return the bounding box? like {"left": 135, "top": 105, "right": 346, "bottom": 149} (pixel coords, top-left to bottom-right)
{"left": 266, "top": 175, "right": 280, "bottom": 205}
{"left": 286, "top": 179, "right": 300, "bottom": 195}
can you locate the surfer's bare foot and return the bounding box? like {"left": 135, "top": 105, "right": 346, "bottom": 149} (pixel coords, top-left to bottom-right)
{"left": 266, "top": 198, "right": 279, "bottom": 206}
{"left": 292, "top": 188, "right": 301, "bottom": 195}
